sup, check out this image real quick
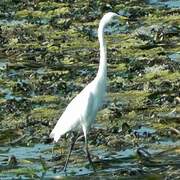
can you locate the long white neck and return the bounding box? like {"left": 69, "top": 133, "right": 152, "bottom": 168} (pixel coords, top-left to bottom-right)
{"left": 96, "top": 21, "right": 107, "bottom": 81}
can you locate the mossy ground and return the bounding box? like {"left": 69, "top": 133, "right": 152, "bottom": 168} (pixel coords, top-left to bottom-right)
{"left": 0, "top": 0, "right": 179, "bottom": 178}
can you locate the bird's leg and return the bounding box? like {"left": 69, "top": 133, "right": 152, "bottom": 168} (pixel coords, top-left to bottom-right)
{"left": 51, "top": 141, "right": 56, "bottom": 158}
{"left": 63, "top": 132, "right": 79, "bottom": 172}
{"left": 84, "top": 135, "right": 96, "bottom": 172}
{"left": 51, "top": 143, "right": 54, "bottom": 154}
{"left": 82, "top": 125, "right": 96, "bottom": 172}
{"left": 83, "top": 129, "right": 96, "bottom": 172}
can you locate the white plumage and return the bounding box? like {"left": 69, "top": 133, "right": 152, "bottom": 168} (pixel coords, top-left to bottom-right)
{"left": 50, "top": 80, "right": 99, "bottom": 142}
{"left": 50, "top": 12, "right": 119, "bottom": 171}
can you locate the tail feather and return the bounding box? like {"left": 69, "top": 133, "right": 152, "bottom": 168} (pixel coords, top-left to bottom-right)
{"left": 49, "top": 131, "right": 55, "bottom": 139}
{"left": 49, "top": 111, "right": 76, "bottom": 142}
{"left": 50, "top": 129, "right": 61, "bottom": 142}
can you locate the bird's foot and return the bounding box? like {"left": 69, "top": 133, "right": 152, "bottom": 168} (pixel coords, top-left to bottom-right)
{"left": 92, "top": 164, "right": 96, "bottom": 172}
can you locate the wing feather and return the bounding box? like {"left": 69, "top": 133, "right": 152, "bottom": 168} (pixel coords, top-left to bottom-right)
{"left": 50, "top": 82, "right": 95, "bottom": 142}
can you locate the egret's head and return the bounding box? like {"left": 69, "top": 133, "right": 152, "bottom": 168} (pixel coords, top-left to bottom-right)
{"left": 100, "top": 12, "right": 119, "bottom": 27}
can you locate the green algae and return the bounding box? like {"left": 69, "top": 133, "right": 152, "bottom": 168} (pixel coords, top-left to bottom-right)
{"left": 135, "top": 70, "right": 180, "bottom": 83}
{"left": 143, "top": 12, "right": 180, "bottom": 26}
{"left": 0, "top": 98, "right": 6, "bottom": 104}
{"left": 0, "top": 0, "right": 180, "bottom": 179}
{"left": 0, "top": 128, "right": 23, "bottom": 144}
{"left": 15, "top": 2, "right": 70, "bottom": 20}
{"left": 1, "top": 167, "right": 39, "bottom": 178}
{"left": 0, "top": 0, "right": 179, "bottom": 133}
{"left": 110, "top": 90, "right": 150, "bottom": 106}
{"left": 31, "top": 95, "right": 60, "bottom": 104}
{"left": 15, "top": 10, "right": 30, "bottom": 19}
{"left": 30, "top": 107, "right": 59, "bottom": 120}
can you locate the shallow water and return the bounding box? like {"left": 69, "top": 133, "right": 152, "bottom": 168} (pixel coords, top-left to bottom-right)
{"left": 168, "top": 53, "right": 180, "bottom": 63}
{"left": 0, "top": 125, "right": 179, "bottom": 178}
{"left": 147, "top": 0, "right": 180, "bottom": 8}
{"left": 0, "top": 19, "right": 27, "bottom": 26}
{"left": 0, "top": 59, "right": 7, "bottom": 70}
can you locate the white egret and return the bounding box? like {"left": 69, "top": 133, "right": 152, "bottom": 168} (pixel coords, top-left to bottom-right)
{"left": 50, "top": 12, "right": 120, "bottom": 171}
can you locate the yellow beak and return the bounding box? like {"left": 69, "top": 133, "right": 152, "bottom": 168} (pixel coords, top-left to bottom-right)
{"left": 119, "top": 15, "right": 129, "bottom": 21}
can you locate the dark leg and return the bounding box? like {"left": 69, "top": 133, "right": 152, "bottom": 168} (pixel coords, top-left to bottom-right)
{"left": 85, "top": 140, "right": 96, "bottom": 172}
{"left": 63, "top": 132, "right": 79, "bottom": 172}
{"left": 84, "top": 135, "right": 96, "bottom": 172}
